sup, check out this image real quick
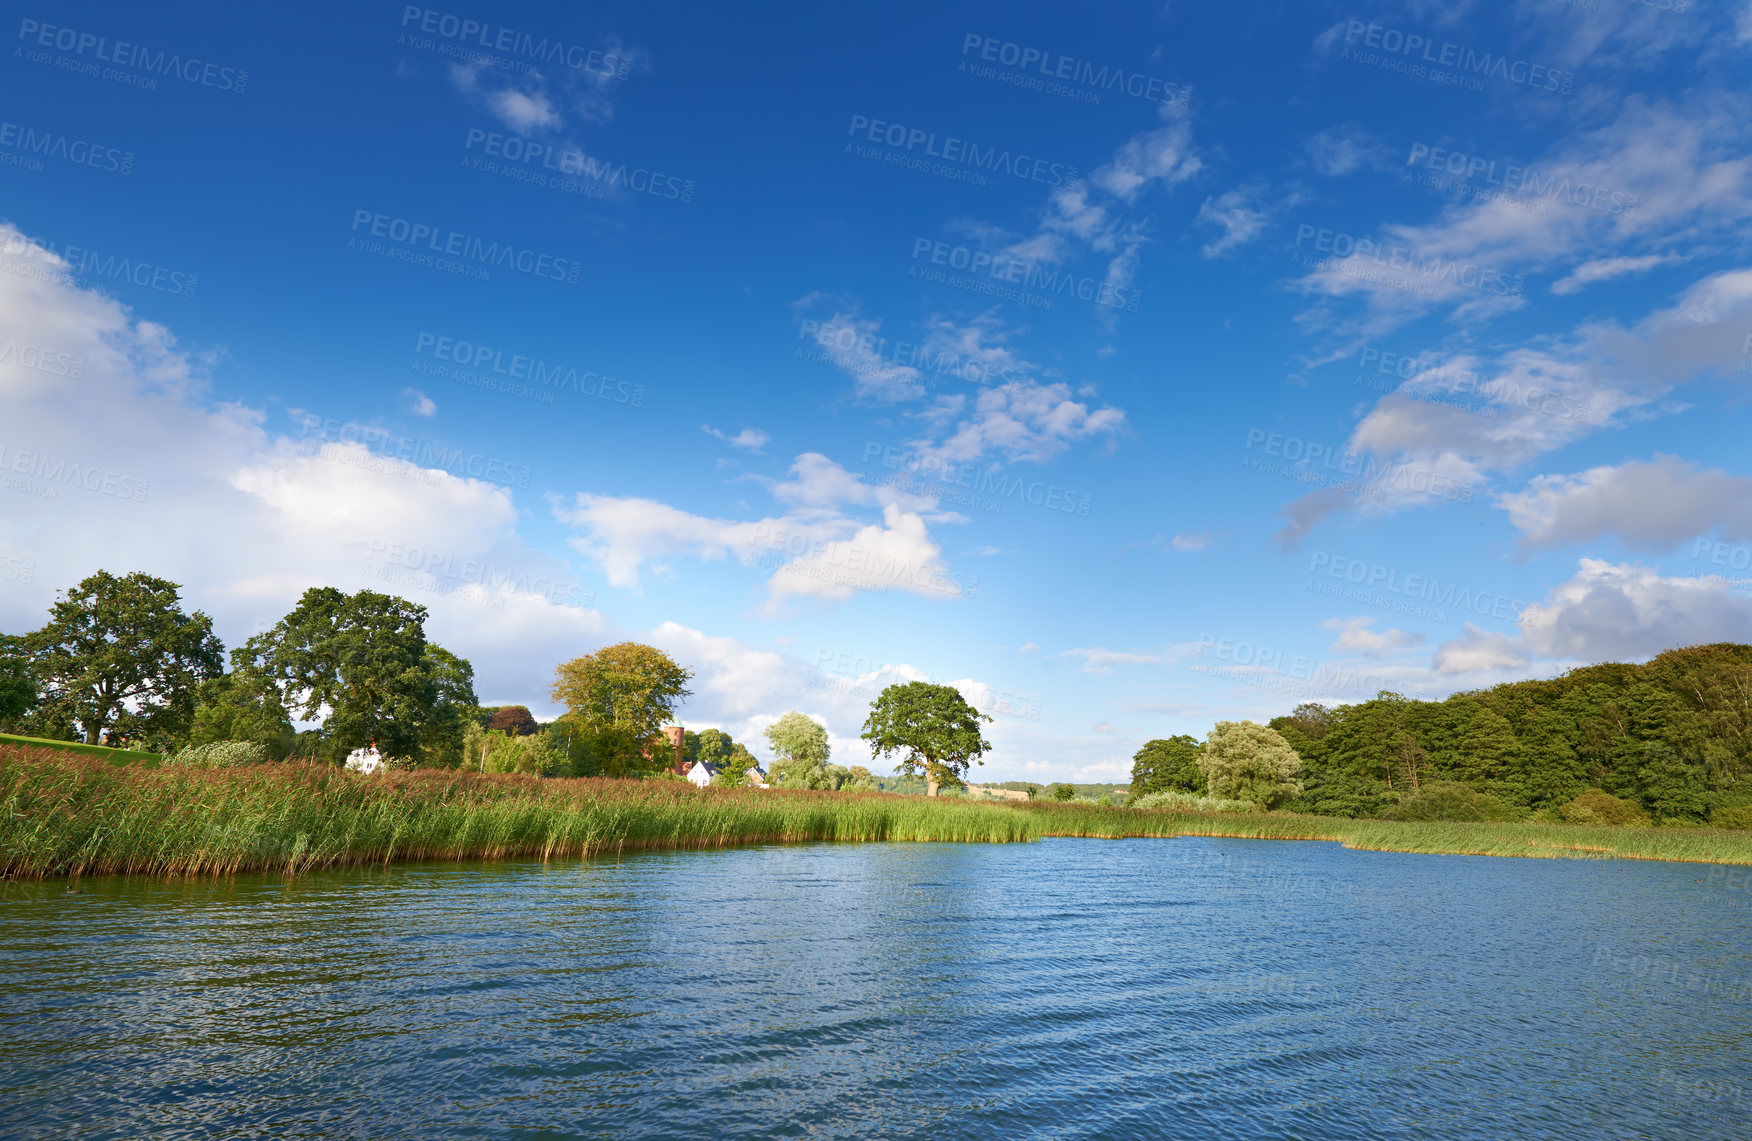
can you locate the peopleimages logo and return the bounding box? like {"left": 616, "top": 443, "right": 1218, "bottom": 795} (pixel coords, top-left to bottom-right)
{"left": 398, "top": 7, "right": 631, "bottom": 77}
{"left": 1292, "top": 224, "right": 1524, "bottom": 297}
{"left": 846, "top": 115, "right": 1078, "bottom": 186}
{"left": 414, "top": 333, "right": 643, "bottom": 404}
{"left": 1405, "top": 144, "right": 1638, "bottom": 215}
{"left": 1340, "top": 19, "right": 1575, "bottom": 94}
{"left": 17, "top": 19, "right": 248, "bottom": 93}
{"left": 349, "top": 210, "right": 581, "bottom": 284}
{"left": 909, "top": 238, "right": 1140, "bottom": 312}
{"left": 958, "top": 33, "right": 1190, "bottom": 107}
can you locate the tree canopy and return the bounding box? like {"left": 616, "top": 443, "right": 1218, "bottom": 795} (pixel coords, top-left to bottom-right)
{"left": 234, "top": 587, "right": 476, "bottom": 764}
{"left": 1201, "top": 721, "right": 1303, "bottom": 810}
{"left": 1128, "top": 735, "right": 1207, "bottom": 799}
{"left": 24, "top": 571, "right": 224, "bottom": 746}
{"left": 766, "top": 711, "right": 836, "bottom": 788}
{"left": 861, "top": 681, "right": 992, "bottom": 796}
{"left": 551, "top": 642, "right": 692, "bottom": 742}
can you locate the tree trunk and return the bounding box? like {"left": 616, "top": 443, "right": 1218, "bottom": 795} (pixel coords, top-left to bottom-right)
{"left": 86, "top": 722, "right": 102, "bottom": 746}
{"left": 926, "top": 776, "right": 939, "bottom": 797}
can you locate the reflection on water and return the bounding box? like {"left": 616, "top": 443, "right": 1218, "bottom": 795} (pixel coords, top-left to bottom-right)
{"left": 2, "top": 838, "right": 1749, "bottom": 1139}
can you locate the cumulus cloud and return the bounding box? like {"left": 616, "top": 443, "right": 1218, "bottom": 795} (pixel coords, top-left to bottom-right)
{"left": 1498, "top": 455, "right": 1752, "bottom": 553}
{"left": 1433, "top": 559, "right": 1752, "bottom": 671}
{"left": 0, "top": 223, "right": 608, "bottom": 707}
{"left": 554, "top": 454, "right": 965, "bottom": 609}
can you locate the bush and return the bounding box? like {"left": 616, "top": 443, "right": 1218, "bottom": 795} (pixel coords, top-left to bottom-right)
{"left": 1049, "top": 782, "right": 1075, "bottom": 802}
{"left": 163, "top": 740, "right": 268, "bottom": 768}
{"left": 1128, "top": 789, "right": 1255, "bottom": 814}
{"left": 1710, "top": 805, "right": 1752, "bottom": 830}
{"left": 1200, "top": 721, "right": 1302, "bottom": 810}
{"left": 1378, "top": 781, "right": 1521, "bottom": 823}
{"left": 1560, "top": 788, "right": 1650, "bottom": 827}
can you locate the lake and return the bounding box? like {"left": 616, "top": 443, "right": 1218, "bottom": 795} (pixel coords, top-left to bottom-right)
{"left": 2, "top": 838, "right": 1749, "bottom": 1139}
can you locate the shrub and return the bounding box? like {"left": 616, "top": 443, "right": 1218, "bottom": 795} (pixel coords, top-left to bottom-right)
{"left": 1095, "top": 794, "right": 1114, "bottom": 807}
{"left": 1049, "top": 782, "right": 1075, "bottom": 802}
{"left": 1560, "top": 788, "right": 1650, "bottom": 827}
{"left": 163, "top": 740, "right": 268, "bottom": 768}
{"left": 1128, "top": 789, "right": 1255, "bottom": 814}
{"left": 1378, "top": 781, "right": 1520, "bottom": 823}
{"left": 1710, "top": 805, "right": 1752, "bottom": 830}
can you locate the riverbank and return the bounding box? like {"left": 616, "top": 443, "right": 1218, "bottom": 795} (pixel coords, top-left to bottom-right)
{"left": 4, "top": 749, "right": 1750, "bottom": 877}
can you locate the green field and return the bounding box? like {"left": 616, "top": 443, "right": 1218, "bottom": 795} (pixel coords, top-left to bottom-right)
{"left": 5, "top": 745, "right": 1751, "bottom": 879}
{"left": 0, "top": 733, "right": 161, "bottom": 765}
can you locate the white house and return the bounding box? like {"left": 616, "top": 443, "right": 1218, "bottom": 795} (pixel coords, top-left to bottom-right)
{"left": 344, "top": 745, "right": 385, "bottom": 774}
{"left": 683, "top": 760, "right": 717, "bottom": 788}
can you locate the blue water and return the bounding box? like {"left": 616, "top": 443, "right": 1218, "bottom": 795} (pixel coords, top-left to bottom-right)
{"left": 2, "top": 838, "right": 1750, "bottom": 1139}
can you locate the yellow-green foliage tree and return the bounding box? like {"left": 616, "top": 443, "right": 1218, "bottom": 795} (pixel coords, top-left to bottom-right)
{"left": 550, "top": 643, "right": 692, "bottom": 777}
{"left": 1200, "top": 721, "right": 1303, "bottom": 810}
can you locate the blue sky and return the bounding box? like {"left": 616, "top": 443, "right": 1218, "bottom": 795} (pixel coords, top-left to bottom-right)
{"left": 3, "top": 0, "right": 1751, "bottom": 781}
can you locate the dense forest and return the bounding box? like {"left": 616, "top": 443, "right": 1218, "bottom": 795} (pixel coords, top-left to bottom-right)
{"left": 1128, "top": 644, "right": 1752, "bottom": 825}
{"left": 1269, "top": 643, "right": 1752, "bottom": 823}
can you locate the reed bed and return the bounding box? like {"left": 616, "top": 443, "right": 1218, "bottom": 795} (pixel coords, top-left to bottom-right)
{"left": 0, "top": 749, "right": 1033, "bottom": 878}
{"left": 5, "top": 747, "right": 1751, "bottom": 878}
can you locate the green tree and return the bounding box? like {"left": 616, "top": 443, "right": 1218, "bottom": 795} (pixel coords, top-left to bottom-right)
{"left": 843, "top": 765, "right": 878, "bottom": 792}
{"left": 1201, "top": 721, "right": 1303, "bottom": 810}
{"left": 187, "top": 671, "right": 296, "bottom": 758}
{"left": 550, "top": 642, "right": 693, "bottom": 766}
{"left": 1636, "top": 743, "right": 1710, "bottom": 822}
{"left": 0, "top": 633, "right": 35, "bottom": 726}
{"left": 767, "top": 711, "right": 837, "bottom": 788}
{"left": 711, "top": 744, "right": 758, "bottom": 788}
{"left": 25, "top": 571, "right": 224, "bottom": 746}
{"left": 861, "top": 681, "right": 992, "bottom": 797}
{"left": 235, "top": 587, "right": 475, "bottom": 764}
{"left": 1128, "top": 735, "right": 1206, "bottom": 798}
{"left": 1049, "top": 782, "right": 1075, "bottom": 802}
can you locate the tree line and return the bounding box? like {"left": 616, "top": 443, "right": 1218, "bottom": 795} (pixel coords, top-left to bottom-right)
{"left": 1129, "top": 643, "right": 1752, "bottom": 826}
{"left": 1, "top": 571, "right": 996, "bottom": 794}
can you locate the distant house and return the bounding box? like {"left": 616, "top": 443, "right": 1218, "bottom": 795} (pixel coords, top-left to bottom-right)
{"left": 746, "top": 767, "right": 769, "bottom": 789}
{"left": 682, "top": 759, "right": 717, "bottom": 788}
{"left": 344, "top": 744, "right": 384, "bottom": 775}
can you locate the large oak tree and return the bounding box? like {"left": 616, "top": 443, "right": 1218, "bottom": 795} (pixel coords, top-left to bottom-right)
{"left": 25, "top": 571, "right": 223, "bottom": 746}
{"left": 861, "top": 681, "right": 991, "bottom": 797}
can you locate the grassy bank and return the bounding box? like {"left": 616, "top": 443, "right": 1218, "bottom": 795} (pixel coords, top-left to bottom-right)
{"left": 4, "top": 747, "right": 1750, "bottom": 878}
{"left": 0, "top": 732, "right": 161, "bottom": 765}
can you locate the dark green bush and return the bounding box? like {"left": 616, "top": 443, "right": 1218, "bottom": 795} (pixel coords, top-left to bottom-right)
{"left": 1379, "top": 781, "right": 1521, "bottom": 823}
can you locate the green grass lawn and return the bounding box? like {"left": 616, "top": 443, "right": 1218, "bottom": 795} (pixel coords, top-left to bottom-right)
{"left": 0, "top": 732, "right": 161, "bottom": 765}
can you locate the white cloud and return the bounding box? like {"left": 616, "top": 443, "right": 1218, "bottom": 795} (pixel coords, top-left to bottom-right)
{"left": 1550, "top": 253, "right": 1682, "bottom": 295}
{"left": 1057, "top": 647, "right": 1163, "bottom": 674}
{"left": 401, "top": 388, "right": 437, "bottom": 417}
{"left": 1196, "top": 183, "right": 1299, "bottom": 258}
{"left": 554, "top": 454, "right": 965, "bottom": 609}
{"left": 1170, "top": 531, "right": 1211, "bottom": 552}
{"left": 1499, "top": 455, "right": 1752, "bottom": 553}
{"left": 1293, "top": 96, "right": 1752, "bottom": 337}
{"left": 1278, "top": 266, "right": 1752, "bottom": 545}
{"left": 702, "top": 424, "right": 769, "bottom": 451}
{"left": 1321, "top": 616, "right": 1425, "bottom": 656}
{"left": 0, "top": 223, "right": 612, "bottom": 709}
{"left": 1303, "top": 123, "right": 1394, "bottom": 177}
{"left": 447, "top": 63, "right": 563, "bottom": 133}
{"left": 1432, "top": 624, "right": 1529, "bottom": 674}
{"left": 1433, "top": 559, "right": 1752, "bottom": 671}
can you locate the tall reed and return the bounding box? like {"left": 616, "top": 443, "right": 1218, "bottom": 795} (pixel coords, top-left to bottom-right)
{"left": 5, "top": 748, "right": 1750, "bottom": 878}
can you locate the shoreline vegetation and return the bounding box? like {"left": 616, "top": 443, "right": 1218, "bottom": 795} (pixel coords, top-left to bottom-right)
{"left": 6, "top": 747, "right": 1751, "bottom": 880}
